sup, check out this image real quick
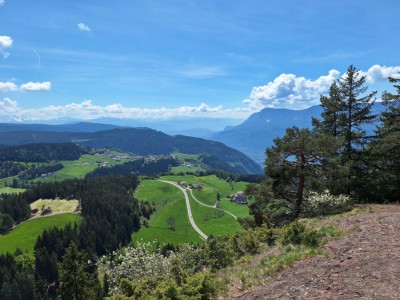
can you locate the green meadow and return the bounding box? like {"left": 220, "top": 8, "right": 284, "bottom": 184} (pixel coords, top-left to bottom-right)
{"left": 34, "top": 153, "right": 128, "bottom": 182}
{"left": 0, "top": 187, "right": 26, "bottom": 194}
{"left": 133, "top": 180, "right": 203, "bottom": 245}
{"left": 0, "top": 176, "right": 17, "bottom": 188}
{"left": 189, "top": 196, "right": 241, "bottom": 237}
{"left": 160, "top": 175, "right": 249, "bottom": 208}
{"left": 134, "top": 176, "right": 249, "bottom": 245}
{"left": 170, "top": 153, "right": 206, "bottom": 174}
{"left": 218, "top": 200, "right": 249, "bottom": 219}
{"left": 0, "top": 214, "right": 82, "bottom": 255}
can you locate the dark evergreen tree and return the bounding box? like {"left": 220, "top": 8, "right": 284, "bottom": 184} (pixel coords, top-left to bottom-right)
{"left": 336, "top": 65, "right": 377, "bottom": 194}
{"left": 58, "top": 242, "right": 100, "bottom": 300}
{"left": 368, "top": 76, "right": 400, "bottom": 202}
{"left": 266, "top": 127, "right": 334, "bottom": 220}
{"left": 313, "top": 65, "right": 377, "bottom": 196}
{"left": 312, "top": 82, "right": 346, "bottom": 138}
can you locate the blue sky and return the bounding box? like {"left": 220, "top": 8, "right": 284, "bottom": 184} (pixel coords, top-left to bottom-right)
{"left": 0, "top": 0, "right": 399, "bottom": 121}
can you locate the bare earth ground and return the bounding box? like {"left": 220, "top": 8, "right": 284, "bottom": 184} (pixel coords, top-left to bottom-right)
{"left": 228, "top": 205, "right": 400, "bottom": 300}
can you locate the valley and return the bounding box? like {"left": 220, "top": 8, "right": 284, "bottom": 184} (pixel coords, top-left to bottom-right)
{"left": 0, "top": 144, "right": 253, "bottom": 257}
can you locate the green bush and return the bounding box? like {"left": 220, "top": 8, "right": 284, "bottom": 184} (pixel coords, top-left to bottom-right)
{"left": 113, "top": 271, "right": 221, "bottom": 300}
{"left": 206, "top": 236, "right": 235, "bottom": 270}
{"left": 254, "top": 225, "right": 277, "bottom": 245}
{"left": 281, "top": 222, "right": 319, "bottom": 248}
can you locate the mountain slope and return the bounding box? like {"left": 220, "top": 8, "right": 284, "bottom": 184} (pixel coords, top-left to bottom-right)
{"left": 0, "top": 128, "right": 262, "bottom": 174}
{"left": 211, "top": 103, "right": 385, "bottom": 164}
{"left": 0, "top": 122, "right": 125, "bottom": 133}
{"left": 211, "top": 106, "right": 323, "bottom": 163}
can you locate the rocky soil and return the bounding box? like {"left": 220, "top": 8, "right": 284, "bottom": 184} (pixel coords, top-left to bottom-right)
{"left": 228, "top": 205, "right": 400, "bottom": 300}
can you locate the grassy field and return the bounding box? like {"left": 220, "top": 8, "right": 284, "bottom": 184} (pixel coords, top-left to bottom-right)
{"left": 218, "top": 199, "right": 249, "bottom": 219}
{"left": 133, "top": 180, "right": 203, "bottom": 245}
{"left": 0, "top": 187, "right": 26, "bottom": 194}
{"left": 160, "top": 175, "right": 249, "bottom": 214}
{"left": 0, "top": 214, "right": 82, "bottom": 255}
{"left": 34, "top": 153, "right": 128, "bottom": 182}
{"left": 170, "top": 165, "right": 204, "bottom": 174}
{"left": 30, "top": 199, "right": 79, "bottom": 214}
{"left": 170, "top": 153, "right": 206, "bottom": 174}
{"left": 134, "top": 177, "right": 247, "bottom": 244}
{"left": 0, "top": 176, "right": 17, "bottom": 188}
{"left": 189, "top": 196, "right": 241, "bottom": 237}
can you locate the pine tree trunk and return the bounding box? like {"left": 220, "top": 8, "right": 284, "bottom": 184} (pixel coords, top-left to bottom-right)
{"left": 294, "top": 152, "right": 305, "bottom": 219}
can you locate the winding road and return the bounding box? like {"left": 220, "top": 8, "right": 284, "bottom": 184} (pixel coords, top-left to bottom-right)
{"left": 188, "top": 188, "right": 237, "bottom": 220}
{"left": 159, "top": 180, "right": 208, "bottom": 240}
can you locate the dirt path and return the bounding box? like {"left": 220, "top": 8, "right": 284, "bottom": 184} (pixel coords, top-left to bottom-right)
{"left": 159, "top": 180, "right": 208, "bottom": 240}
{"left": 229, "top": 205, "right": 400, "bottom": 300}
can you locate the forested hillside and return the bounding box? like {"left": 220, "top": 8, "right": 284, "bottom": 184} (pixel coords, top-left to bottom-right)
{"left": 85, "top": 156, "right": 178, "bottom": 178}
{"left": 0, "top": 128, "right": 262, "bottom": 174}
{"left": 0, "top": 175, "right": 142, "bottom": 298}
{"left": 0, "top": 143, "right": 88, "bottom": 162}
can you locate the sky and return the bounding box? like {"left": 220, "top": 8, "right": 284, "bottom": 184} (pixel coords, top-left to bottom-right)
{"left": 1, "top": 0, "right": 400, "bottom": 122}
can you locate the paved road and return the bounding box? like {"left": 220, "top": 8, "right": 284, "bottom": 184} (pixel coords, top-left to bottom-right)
{"left": 188, "top": 188, "right": 237, "bottom": 220}
{"left": 159, "top": 180, "right": 208, "bottom": 240}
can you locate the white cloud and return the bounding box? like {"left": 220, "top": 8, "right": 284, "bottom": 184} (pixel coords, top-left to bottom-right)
{"left": 20, "top": 81, "right": 51, "bottom": 92}
{"left": 0, "top": 35, "right": 12, "bottom": 59}
{"left": 0, "top": 98, "right": 16, "bottom": 109}
{"left": 77, "top": 22, "right": 91, "bottom": 32}
{"left": 0, "top": 1, "right": 5, "bottom": 7}
{"left": 244, "top": 65, "right": 400, "bottom": 110}
{"left": 244, "top": 69, "right": 340, "bottom": 110}
{"left": 0, "top": 100, "right": 254, "bottom": 122}
{"left": 177, "top": 66, "right": 225, "bottom": 78}
{"left": 0, "top": 98, "right": 19, "bottom": 121}
{"left": 0, "top": 81, "right": 17, "bottom": 93}
{"left": 362, "top": 65, "right": 400, "bottom": 83}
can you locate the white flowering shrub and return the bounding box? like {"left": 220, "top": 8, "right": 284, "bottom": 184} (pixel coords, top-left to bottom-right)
{"left": 170, "top": 243, "right": 208, "bottom": 275}
{"left": 303, "top": 190, "right": 353, "bottom": 217}
{"left": 98, "top": 241, "right": 175, "bottom": 295}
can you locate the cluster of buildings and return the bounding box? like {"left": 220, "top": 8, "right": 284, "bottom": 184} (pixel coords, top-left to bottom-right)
{"left": 179, "top": 181, "right": 248, "bottom": 205}
{"left": 228, "top": 191, "right": 248, "bottom": 205}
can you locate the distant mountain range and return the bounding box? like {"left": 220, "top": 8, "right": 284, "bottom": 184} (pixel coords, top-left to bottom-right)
{"left": 6, "top": 117, "right": 243, "bottom": 138}
{"left": 211, "top": 102, "right": 385, "bottom": 164}
{"left": 0, "top": 122, "right": 126, "bottom": 133}
{"left": 0, "top": 126, "right": 262, "bottom": 174}
{"left": 0, "top": 102, "right": 385, "bottom": 168}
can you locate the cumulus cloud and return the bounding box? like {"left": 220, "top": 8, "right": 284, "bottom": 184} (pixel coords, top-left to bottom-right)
{"left": 244, "top": 65, "right": 400, "bottom": 110}
{"left": 244, "top": 69, "right": 340, "bottom": 110}
{"left": 362, "top": 65, "right": 400, "bottom": 83}
{"left": 0, "top": 98, "right": 19, "bottom": 121}
{"left": 0, "top": 100, "right": 254, "bottom": 122}
{"left": 0, "top": 35, "right": 12, "bottom": 58}
{"left": 77, "top": 22, "right": 91, "bottom": 32}
{"left": 0, "top": 1, "right": 5, "bottom": 7}
{"left": 0, "top": 81, "right": 17, "bottom": 93}
{"left": 20, "top": 81, "right": 51, "bottom": 92}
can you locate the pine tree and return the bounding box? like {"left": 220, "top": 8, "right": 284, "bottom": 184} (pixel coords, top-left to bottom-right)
{"left": 266, "top": 127, "right": 334, "bottom": 220}
{"left": 370, "top": 76, "right": 400, "bottom": 201}
{"left": 312, "top": 82, "right": 345, "bottom": 138}
{"left": 58, "top": 242, "right": 100, "bottom": 300}
{"left": 337, "top": 65, "right": 377, "bottom": 164}
{"left": 315, "top": 65, "right": 377, "bottom": 195}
